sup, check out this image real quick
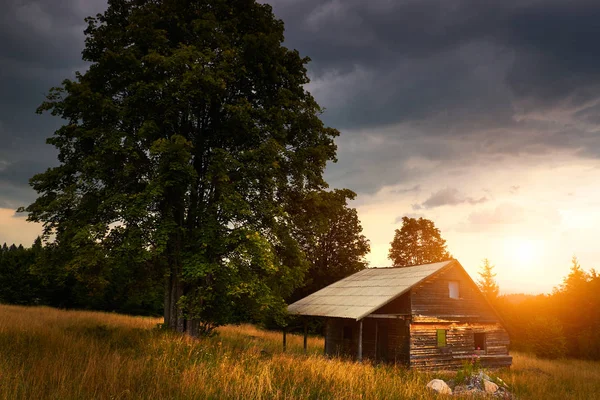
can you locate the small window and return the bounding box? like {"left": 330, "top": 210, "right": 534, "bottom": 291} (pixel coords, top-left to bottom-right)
{"left": 343, "top": 326, "right": 352, "bottom": 340}
{"left": 474, "top": 333, "right": 486, "bottom": 351}
{"left": 436, "top": 329, "right": 447, "bottom": 347}
{"left": 449, "top": 281, "right": 460, "bottom": 299}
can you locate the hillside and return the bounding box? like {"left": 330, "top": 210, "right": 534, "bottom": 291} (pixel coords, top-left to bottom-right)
{"left": 0, "top": 305, "right": 598, "bottom": 399}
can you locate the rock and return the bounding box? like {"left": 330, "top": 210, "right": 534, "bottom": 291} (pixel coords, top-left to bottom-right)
{"left": 478, "top": 372, "right": 491, "bottom": 382}
{"left": 426, "top": 379, "right": 453, "bottom": 395}
{"left": 484, "top": 379, "right": 499, "bottom": 394}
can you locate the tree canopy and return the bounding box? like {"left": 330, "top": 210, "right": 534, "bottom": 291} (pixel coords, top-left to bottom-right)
{"left": 388, "top": 217, "right": 451, "bottom": 267}
{"left": 288, "top": 189, "right": 370, "bottom": 302}
{"left": 24, "top": 0, "right": 338, "bottom": 336}
{"left": 495, "top": 256, "right": 600, "bottom": 359}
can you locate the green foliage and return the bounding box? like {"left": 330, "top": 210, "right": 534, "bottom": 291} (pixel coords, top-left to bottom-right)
{"left": 576, "top": 328, "right": 600, "bottom": 360}
{"left": 288, "top": 189, "right": 370, "bottom": 302}
{"left": 477, "top": 258, "right": 499, "bottom": 301}
{"left": 0, "top": 240, "right": 42, "bottom": 305}
{"left": 455, "top": 356, "right": 481, "bottom": 384}
{"left": 26, "top": 0, "right": 338, "bottom": 334}
{"left": 525, "top": 316, "right": 567, "bottom": 359}
{"left": 388, "top": 217, "right": 452, "bottom": 267}
{"left": 0, "top": 238, "right": 163, "bottom": 315}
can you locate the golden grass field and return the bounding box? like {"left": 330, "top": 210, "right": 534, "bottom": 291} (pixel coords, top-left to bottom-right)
{"left": 0, "top": 305, "right": 598, "bottom": 399}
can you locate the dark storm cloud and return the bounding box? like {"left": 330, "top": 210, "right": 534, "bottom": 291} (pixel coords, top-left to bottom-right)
{"left": 266, "top": 0, "right": 600, "bottom": 193}
{"left": 0, "top": 0, "right": 108, "bottom": 208}
{"left": 3, "top": 0, "right": 600, "bottom": 209}
{"left": 271, "top": 0, "right": 600, "bottom": 115}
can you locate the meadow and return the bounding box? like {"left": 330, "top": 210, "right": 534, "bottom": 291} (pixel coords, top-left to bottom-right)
{"left": 0, "top": 305, "right": 598, "bottom": 399}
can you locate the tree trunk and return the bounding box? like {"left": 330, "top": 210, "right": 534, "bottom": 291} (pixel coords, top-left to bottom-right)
{"left": 186, "top": 319, "right": 199, "bottom": 337}
{"left": 164, "top": 267, "right": 185, "bottom": 333}
{"left": 164, "top": 273, "right": 171, "bottom": 326}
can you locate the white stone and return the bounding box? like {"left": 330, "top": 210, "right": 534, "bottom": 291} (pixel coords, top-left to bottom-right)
{"left": 478, "top": 371, "right": 491, "bottom": 382}
{"left": 483, "top": 379, "right": 499, "bottom": 393}
{"left": 426, "top": 379, "right": 452, "bottom": 395}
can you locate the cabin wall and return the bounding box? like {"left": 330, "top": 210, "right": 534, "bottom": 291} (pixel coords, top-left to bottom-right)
{"left": 409, "top": 322, "right": 512, "bottom": 370}
{"left": 324, "top": 318, "right": 410, "bottom": 363}
{"left": 372, "top": 292, "right": 411, "bottom": 315}
{"left": 411, "top": 265, "right": 499, "bottom": 322}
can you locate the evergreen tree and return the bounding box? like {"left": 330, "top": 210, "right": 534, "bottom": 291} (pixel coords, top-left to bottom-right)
{"left": 559, "top": 255, "right": 588, "bottom": 293}
{"left": 477, "top": 258, "right": 499, "bottom": 301}
{"left": 0, "top": 240, "right": 41, "bottom": 305}
{"left": 23, "top": 0, "right": 338, "bottom": 335}
{"left": 388, "top": 217, "right": 451, "bottom": 267}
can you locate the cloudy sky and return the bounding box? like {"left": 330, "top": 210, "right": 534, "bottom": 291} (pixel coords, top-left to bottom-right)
{"left": 3, "top": 0, "right": 600, "bottom": 293}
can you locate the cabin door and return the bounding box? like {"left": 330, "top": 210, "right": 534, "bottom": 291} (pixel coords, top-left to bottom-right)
{"left": 376, "top": 322, "right": 389, "bottom": 362}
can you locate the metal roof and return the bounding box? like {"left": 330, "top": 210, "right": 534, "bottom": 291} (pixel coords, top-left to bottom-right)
{"left": 287, "top": 260, "right": 455, "bottom": 320}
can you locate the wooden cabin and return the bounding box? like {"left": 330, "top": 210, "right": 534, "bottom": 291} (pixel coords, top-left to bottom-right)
{"left": 287, "top": 260, "right": 512, "bottom": 370}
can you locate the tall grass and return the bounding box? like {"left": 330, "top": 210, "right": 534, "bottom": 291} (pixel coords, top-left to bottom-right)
{"left": 0, "top": 305, "right": 597, "bottom": 399}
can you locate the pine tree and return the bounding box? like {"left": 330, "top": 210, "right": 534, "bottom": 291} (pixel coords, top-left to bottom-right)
{"left": 477, "top": 258, "right": 499, "bottom": 301}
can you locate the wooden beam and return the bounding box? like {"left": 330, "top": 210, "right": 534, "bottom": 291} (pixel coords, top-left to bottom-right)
{"left": 303, "top": 320, "right": 308, "bottom": 353}
{"left": 365, "top": 314, "right": 408, "bottom": 319}
{"left": 358, "top": 319, "right": 363, "bottom": 362}
{"left": 282, "top": 327, "right": 287, "bottom": 352}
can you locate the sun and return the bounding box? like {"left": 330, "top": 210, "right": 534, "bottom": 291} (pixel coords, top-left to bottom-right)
{"left": 505, "top": 237, "right": 539, "bottom": 267}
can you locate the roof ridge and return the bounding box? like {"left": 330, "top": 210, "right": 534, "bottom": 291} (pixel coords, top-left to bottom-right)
{"left": 369, "top": 259, "right": 455, "bottom": 270}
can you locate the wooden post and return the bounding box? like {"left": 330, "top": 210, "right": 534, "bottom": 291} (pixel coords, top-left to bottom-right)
{"left": 374, "top": 320, "right": 378, "bottom": 362}
{"left": 283, "top": 326, "right": 287, "bottom": 352}
{"left": 323, "top": 318, "right": 328, "bottom": 355}
{"left": 358, "top": 319, "right": 363, "bottom": 362}
{"left": 303, "top": 320, "right": 308, "bottom": 353}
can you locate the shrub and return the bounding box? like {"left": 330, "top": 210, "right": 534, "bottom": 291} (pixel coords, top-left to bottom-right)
{"left": 525, "top": 316, "right": 567, "bottom": 359}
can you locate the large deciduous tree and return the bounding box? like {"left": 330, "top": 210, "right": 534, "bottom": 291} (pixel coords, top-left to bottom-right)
{"left": 23, "top": 0, "right": 338, "bottom": 336}
{"left": 388, "top": 217, "right": 451, "bottom": 267}
{"left": 288, "top": 189, "right": 370, "bottom": 302}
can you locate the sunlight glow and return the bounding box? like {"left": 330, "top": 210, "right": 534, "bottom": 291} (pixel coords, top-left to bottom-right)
{"left": 504, "top": 237, "right": 541, "bottom": 268}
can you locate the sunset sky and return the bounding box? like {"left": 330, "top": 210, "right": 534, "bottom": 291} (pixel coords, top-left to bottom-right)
{"left": 3, "top": 0, "right": 600, "bottom": 294}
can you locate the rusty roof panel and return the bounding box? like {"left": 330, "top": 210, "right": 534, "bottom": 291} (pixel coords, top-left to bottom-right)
{"left": 287, "top": 260, "right": 454, "bottom": 320}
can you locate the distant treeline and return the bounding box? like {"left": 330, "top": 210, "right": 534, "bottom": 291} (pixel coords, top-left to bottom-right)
{"left": 494, "top": 257, "right": 600, "bottom": 360}
{"left": 3, "top": 238, "right": 600, "bottom": 360}
{"left": 0, "top": 239, "right": 163, "bottom": 316}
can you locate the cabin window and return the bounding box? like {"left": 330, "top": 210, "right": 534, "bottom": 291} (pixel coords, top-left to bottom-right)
{"left": 474, "top": 333, "right": 486, "bottom": 351}
{"left": 436, "top": 329, "right": 447, "bottom": 347}
{"left": 343, "top": 326, "right": 352, "bottom": 341}
{"left": 449, "top": 281, "right": 460, "bottom": 299}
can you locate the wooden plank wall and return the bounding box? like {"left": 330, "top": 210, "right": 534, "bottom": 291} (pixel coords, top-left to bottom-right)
{"left": 409, "top": 322, "right": 512, "bottom": 370}
{"left": 411, "top": 265, "right": 499, "bottom": 323}
{"left": 325, "top": 318, "right": 410, "bottom": 363}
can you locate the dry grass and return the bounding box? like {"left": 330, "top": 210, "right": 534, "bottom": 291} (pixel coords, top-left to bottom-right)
{"left": 0, "top": 305, "right": 597, "bottom": 399}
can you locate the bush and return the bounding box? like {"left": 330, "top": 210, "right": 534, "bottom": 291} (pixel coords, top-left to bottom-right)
{"left": 576, "top": 328, "right": 600, "bottom": 359}
{"left": 525, "top": 316, "right": 567, "bottom": 359}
